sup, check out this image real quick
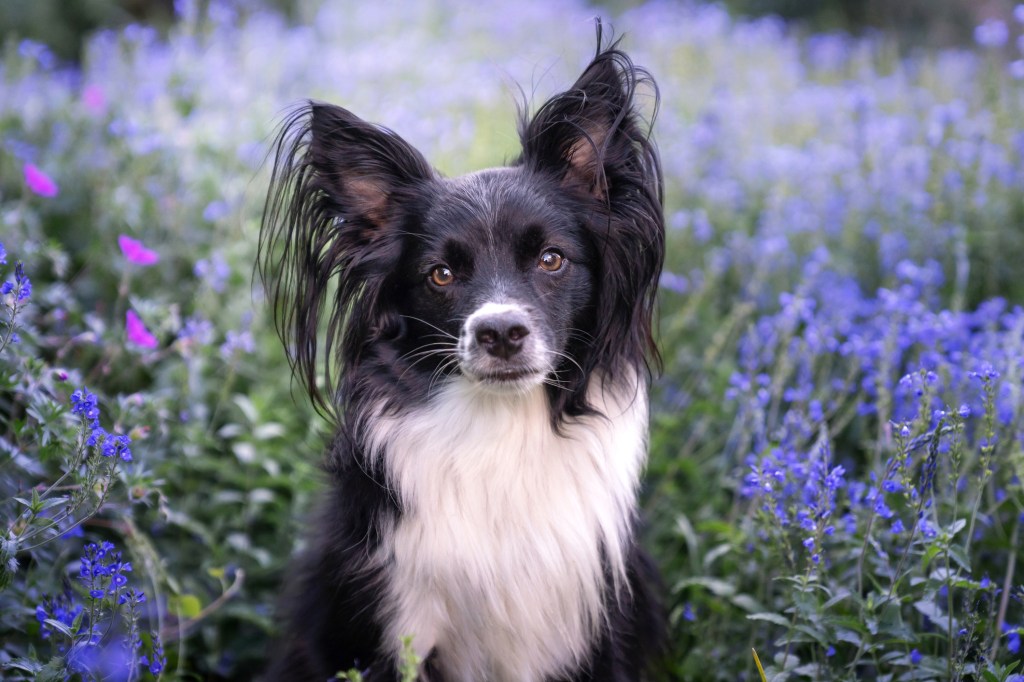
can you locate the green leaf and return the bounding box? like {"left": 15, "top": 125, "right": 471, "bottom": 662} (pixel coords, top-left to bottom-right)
{"left": 42, "top": 618, "right": 74, "bottom": 639}
{"left": 913, "top": 599, "right": 956, "bottom": 633}
{"left": 173, "top": 594, "right": 203, "bottom": 619}
{"left": 793, "top": 624, "right": 829, "bottom": 647}
{"left": 37, "top": 657, "right": 71, "bottom": 682}
{"left": 4, "top": 658, "right": 44, "bottom": 674}
{"left": 730, "top": 593, "right": 764, "bottom": 613}
{"left": 747, "top": 612, "right": 792, "bottom": 628}
{"left": 946, "top": 518, "right": 967, "bottom": 536}
{"left": 946, "top": 543, "right": 971, "bottom": 572}
{"left": 674, "top": 576, "right": 736, "bottom": 597}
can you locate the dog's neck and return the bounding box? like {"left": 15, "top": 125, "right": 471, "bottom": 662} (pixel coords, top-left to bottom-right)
{"left": 361, "top": 374, "right": 648, "bottom": 681}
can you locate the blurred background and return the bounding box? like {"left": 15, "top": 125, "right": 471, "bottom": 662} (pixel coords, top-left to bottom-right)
{"left": 2, "top": 0, "right": 1023, "bottom": 680}
{"left": 3, "top": 0, "right": 1023, "bottom": 62}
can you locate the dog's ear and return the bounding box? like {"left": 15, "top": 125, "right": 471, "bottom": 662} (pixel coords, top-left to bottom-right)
{"left": 258, "top": 103, "right": 435, "bottom": 418}
{"left": 518, "top": 42, "right": 659, "bottom": 203}
{"left": 520, "top": 36, "right": 666, "bottom": 408}
{"left": 306, "top": 102, "right": 434, "bottom": 233}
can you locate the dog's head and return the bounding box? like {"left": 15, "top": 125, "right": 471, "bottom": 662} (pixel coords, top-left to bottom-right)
{"left": 259, "top": 30, "right": 663, "bottom": 423}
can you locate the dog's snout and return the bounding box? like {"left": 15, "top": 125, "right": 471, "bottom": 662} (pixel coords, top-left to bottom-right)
{"left": 473, "top": 314, "right": 530, "bottom": 360}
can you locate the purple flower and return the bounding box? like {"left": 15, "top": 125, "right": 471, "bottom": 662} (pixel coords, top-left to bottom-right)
{"left": 219, "top": 329, "right": 255, "bottom": 359}
{"left": 14, "top": 262, "right": 30, "bottom": 302}
{"left": 882, "top": 479, "right": 902, "bottom": 493}
{"left": 659, "top": 271, "right": 689, "bottom": 294}
{"left": 71, "top": 388, "right": 101, "bottom": 421}
{"left": 873, "top": 496, "right": 894, "bottom": 519}
{"left": 0, "top": 242, "right": 6, "bottom": 265}
{"left": 194, "top": 253, "right": 231, "bottom": 292}
{"left": 910, "top": 649, "right": 921, "bottom": 664}
{"left": 1007, "top": 625, "right": 1021, "bottom": 654}
{"left": 36, "top": 590, "right": 83, "bottom": 640}
{"left": 118, "top": 235, "right": 160, "bottom": 266}
{"left": 126, "top": 310, "right": 158, "bottom": 349}
{"left": 98, "top": 432, "right": 132, "bottom": 461}
{"left": 202, "top": 199, "right": 231, "bottom": 222}
{"left": 23, "top": 163, "right": 59, "bottom": 197}
{"left": 975, "top": 19, "right": 1010, "bottom": 47}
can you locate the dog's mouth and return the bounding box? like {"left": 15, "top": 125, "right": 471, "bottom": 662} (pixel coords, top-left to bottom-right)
{"left": 463, "top": 364, "right": 548, "bottom": 390}
{"left": 481, "top": 368, "right": 538, "bottom": 383}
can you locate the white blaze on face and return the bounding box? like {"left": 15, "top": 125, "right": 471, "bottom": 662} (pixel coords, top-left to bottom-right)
{"left": 456, "top": 300, "right": 552, "bottom": 391}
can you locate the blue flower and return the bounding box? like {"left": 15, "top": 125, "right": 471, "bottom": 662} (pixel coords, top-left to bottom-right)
{"left": 910, "top": 649, "right": 921, "bottom": 664}
{"left": 70, "top": 388, "right": 100, "bottom": 421}
{"left": 975, "top": 18, "right": 1009, "bottom": 47}
{"left": 1006, "top": 624, "right": 1021, "bottom": 654}
{"left": 14, "top": 262, "right": 30, "bottom": 302}
{"left": 36, "top": 590, "right": 83, "bottom": 640}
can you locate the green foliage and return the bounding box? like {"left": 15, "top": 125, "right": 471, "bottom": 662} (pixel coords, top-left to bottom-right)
{"left": 2, "top": 1, "right": 1024, "bottom": 680}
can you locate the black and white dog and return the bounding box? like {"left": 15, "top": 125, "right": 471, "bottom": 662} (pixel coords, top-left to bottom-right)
{"left": 259, "top": 26, "right": 667, "bottom": 682}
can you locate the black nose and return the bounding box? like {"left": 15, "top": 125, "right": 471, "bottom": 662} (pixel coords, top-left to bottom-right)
{"left": 474, "top": 314, "right": 530, "bottom": 360}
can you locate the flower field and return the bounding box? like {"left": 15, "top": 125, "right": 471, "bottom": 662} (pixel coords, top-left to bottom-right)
{"left": 2, "top": 1, "right": 1023, "bottom": 680}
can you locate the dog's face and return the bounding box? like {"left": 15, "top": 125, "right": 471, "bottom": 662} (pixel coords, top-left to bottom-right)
{"left": 259, "top": 46, "right": 664, "bottom": 418}
{"left": 396, "top": 169, "right": 594, "bottom": 394}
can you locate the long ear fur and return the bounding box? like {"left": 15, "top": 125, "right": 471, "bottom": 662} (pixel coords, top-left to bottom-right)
{"left": 519, "top": 24, "right": 664, "bottom": 409}
{"left": 258, "top": 102, "right": 435, "bottom": 418}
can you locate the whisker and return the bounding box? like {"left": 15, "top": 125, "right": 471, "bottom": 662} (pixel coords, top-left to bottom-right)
{"left": 396, "top": 342, "right": 457, "bottom": 364}
{"left": 396, "top": 346, "right": 457, "bottom": 383}
{"left": 428, "top": 357, "right": 461, "bottom": 394}
{"left": 549, "top": 349, "right": 584, "bottom": 376}
{"left": 400, "top": 315, "right": 459, "bottom": 341}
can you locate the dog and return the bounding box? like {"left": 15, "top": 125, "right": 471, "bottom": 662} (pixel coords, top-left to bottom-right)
{"left": 258, "top": 25, "right": 667, "bottom": 682}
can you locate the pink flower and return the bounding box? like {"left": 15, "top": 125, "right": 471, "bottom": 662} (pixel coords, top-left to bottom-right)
{"left": 118, "top": 235, "right": 160, "bottom": 265}
{"left": 24, "top": 163, "right": 58, "bottom": 198}
{"left": 126, "top": 310, "right": 158, "bottom": 349}
{"left": 82, "top": 85, "right": 106, "bottom": 114}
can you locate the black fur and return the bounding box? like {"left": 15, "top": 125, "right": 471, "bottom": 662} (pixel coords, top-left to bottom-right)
{"left": 259, "top": 26, "right": 667, "bottom": 682}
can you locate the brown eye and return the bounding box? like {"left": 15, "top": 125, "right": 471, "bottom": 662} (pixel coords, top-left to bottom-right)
{"left": 538, "top": 250, "right": 564, "bottom": 272}
{"left": 430, "top": 265, "right": 454, "bottom": 286}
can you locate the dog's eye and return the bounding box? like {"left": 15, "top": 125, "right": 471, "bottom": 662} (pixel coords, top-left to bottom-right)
{"left": 538, "top": 250, "right": 564, "bottom": 272}
{"left": 429, "top": 265, "right": 455, "bottom": 286}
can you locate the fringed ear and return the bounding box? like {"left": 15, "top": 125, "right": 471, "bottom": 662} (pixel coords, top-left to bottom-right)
{"left": 518, "top": 26, "right": 661, "bottom": 204}
{"left": 520, "top": 25, "right": 665, "bottom": 393}
{"left": 306, "top": 103, "right": 434, "bottom": 234}
{"left": 258, "top": 101, "right": 435, "bottom": 417}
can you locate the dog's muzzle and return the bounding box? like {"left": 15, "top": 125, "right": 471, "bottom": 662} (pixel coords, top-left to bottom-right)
{"left": 458, "top": 302, "right": 549, "bottom": 386}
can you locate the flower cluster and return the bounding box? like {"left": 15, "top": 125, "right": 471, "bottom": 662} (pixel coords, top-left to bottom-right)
{"left": 79, "top": 541, "right": 133, "bottom": 600}
{"left": 3, "top": 0, "right": 1024, "bottom": 679}
{"left": 34, "top": 541, "right": 163, "bottom": 679}
{"left": 0, "top": 242, "right": 31, "bottom": 304}
{"left": 72, "top": 388, "right": 133, "bottom": 462}
{"left": 36, "top": 589, "right": 83, "bottom": 643}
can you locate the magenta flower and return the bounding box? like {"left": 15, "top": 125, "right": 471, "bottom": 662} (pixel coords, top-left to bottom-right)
{"left": 23, "top": 163, "right": 58, "bottom": 198}
{"left": 118, "top": 235, "right": 160, "bottom": 265}
{"left": 82, "top": 84, "right": 106, "bottom": 114}
{"left": 126, "top": 310, "right": 158, "bottom": 349}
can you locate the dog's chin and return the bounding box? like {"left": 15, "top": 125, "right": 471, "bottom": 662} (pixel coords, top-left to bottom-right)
{"left": 462, "top": 366, "right": 548, "bottom": 395}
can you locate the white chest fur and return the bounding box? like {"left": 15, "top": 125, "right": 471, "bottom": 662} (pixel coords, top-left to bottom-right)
{"left": 362, "top": 376, "right": 648, "bottom": 681}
